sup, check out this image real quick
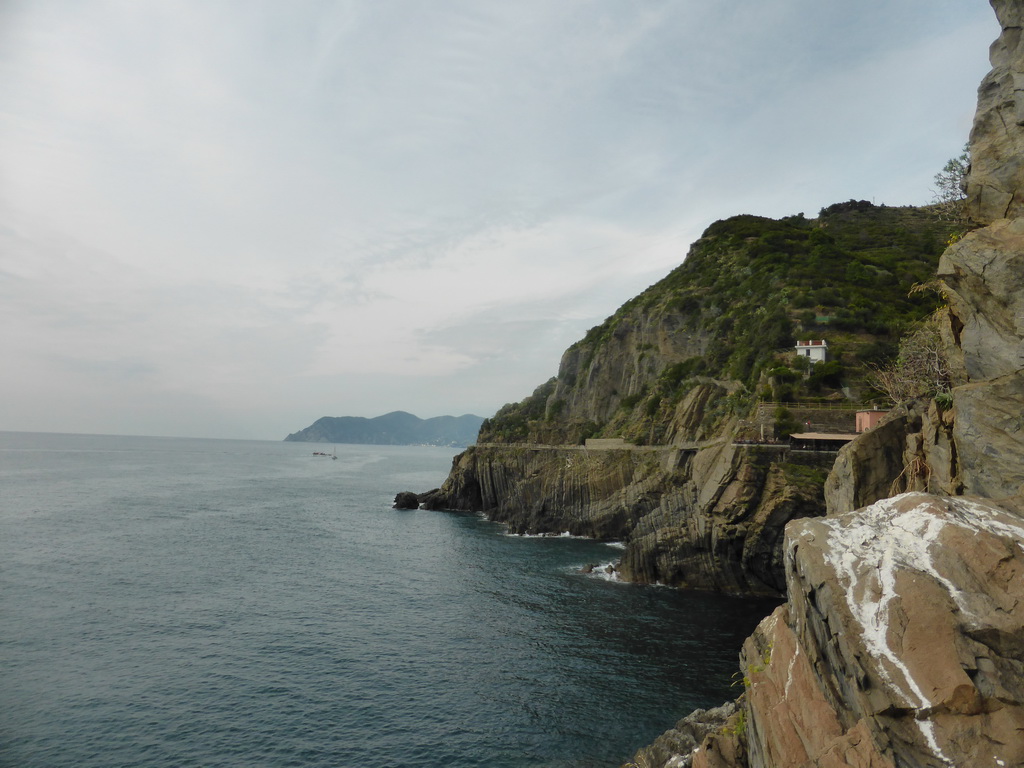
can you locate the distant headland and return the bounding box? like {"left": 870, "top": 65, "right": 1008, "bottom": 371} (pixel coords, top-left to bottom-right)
{"left": 284, "top": 411, "right": 484, "bottom": 447}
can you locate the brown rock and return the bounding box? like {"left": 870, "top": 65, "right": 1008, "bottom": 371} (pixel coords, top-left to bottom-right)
{"left": 687, "top": 493, "right": 1024, "bottom": 768}
{"left": 774, "top": 493, "right": 1024, "bottom": 768}
{"left": 691, "top": 728, "right": 746, "bottom": 768}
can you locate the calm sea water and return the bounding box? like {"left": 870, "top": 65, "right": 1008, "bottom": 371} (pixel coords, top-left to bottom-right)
{"left": 0, "top": 432, "right": 778, "bottom": 768}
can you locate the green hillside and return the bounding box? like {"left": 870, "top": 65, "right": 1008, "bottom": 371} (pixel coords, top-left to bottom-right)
{"left": 480, "top": 201, "right": 956, "bottom": 445}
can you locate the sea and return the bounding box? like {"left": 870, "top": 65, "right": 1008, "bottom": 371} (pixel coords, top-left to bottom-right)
{"left": 0, "top": 432, "right": 779, "bottom": 768}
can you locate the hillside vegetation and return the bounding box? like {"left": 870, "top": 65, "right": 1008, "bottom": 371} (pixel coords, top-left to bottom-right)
{"left": 480, "top": 201, "right": 956, "bottom": 445}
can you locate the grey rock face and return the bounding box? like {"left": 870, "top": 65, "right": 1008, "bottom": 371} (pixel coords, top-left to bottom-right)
{"left": 825, "top": 399, "right": 961, "bottom": 515}
{"left": 938, "top": 218, "right": 1024, "bottom": 381}
{"left": 623, "top": 702, "right": 739, "bottom": 768}
{"left": 422, "top": 441, "right": 825, "bottom": 596}
{"left": 824, "top": 403, "right": 925, "bottom": 514}
{"left": 954, "top": 373, "right": 1024, "bottom": 510}
{"left": 966, "top": 1, "right": 1024, "bottom": 224}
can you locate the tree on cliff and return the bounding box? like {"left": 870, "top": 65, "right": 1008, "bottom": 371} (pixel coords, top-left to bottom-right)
{"left": 868, "top": 312, "right": 952, "bottom": 405}
{"left": 932, "top": 143, "right": 969, "bottom": 224}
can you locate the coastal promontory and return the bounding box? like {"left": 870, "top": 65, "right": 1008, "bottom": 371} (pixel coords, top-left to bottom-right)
{"left": 629, "top": 2, "right": 1024, "bottom": 765}
{"left": 285, "top": 411, "right": 483, "bottom": 447}
{"left": 420, "top": 2, "right": 1024, "bottom": 766}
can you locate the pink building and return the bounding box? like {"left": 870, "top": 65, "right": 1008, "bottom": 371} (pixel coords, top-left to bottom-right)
{"left": 856, "top": 409, "right": 889, "bottom": 433}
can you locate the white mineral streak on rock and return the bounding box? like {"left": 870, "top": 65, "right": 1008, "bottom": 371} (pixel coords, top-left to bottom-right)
{"left": 818, "top": 498, "right": 948, "bottom": 762}
{"left": 951, "top": 498, "right": 1024, "bottom": 555}
{"left": 784, "top": 641, "right": 799, "bottom": 699}
{"left": 814, "top": 493, "right": 1024, "bottom": 766}
{"left": 784, "top": 534, "right": 805, "bottom": 639}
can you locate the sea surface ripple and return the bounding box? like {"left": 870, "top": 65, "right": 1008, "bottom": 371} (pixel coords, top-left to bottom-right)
{"left": 0, "top": 433, "right": 778, "bottom": 767}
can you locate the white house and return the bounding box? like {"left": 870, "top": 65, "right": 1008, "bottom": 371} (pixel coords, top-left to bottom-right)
{"left": 795, "top": 339, "right": 828, "bottom": 363}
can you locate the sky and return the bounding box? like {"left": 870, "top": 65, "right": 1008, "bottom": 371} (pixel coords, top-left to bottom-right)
{"left": 0, "top": 1, "right": 998, "bottom": 440}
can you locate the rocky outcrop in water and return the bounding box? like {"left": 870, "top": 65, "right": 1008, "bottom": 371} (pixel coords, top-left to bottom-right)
{"left": 392, "top": 491, "right": 420, "bottom": 509}
{"left": 421, "top": 438, "right": 827, "bottom": 595}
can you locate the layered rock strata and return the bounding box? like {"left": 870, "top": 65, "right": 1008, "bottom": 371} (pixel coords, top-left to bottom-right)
{"left": 421, "top": 441, "right": 825, "bottom": 595}
{"left": 689, "top": 493, "right": 1024, "bottom": 768}
{"left": 628, "top": 4, "right": 1024, "bottom": 766}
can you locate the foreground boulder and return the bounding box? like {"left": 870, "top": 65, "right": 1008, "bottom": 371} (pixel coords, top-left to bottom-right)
{"left": 676, "top": 492, "right": 1024, "bottom": 768}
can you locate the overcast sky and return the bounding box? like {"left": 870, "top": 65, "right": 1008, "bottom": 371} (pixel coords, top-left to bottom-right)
{"left": 0, "top": 1, "right": 997, "bottom": 440}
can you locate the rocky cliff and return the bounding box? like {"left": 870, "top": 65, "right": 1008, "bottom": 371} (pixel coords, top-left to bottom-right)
{"left": 966, "top": 0, "right": 1024, "bottom": 225}
{"left": 823, "top": 0, "right": 1024, "bottom": 520}
{"left": 627, "top": 3, "right": 1024, "bottom": 766}
{"left": 422, "top": 205, "right": 954, "bottom": 594}
{"left": 423, "top": 437, "right": 826, "bottom": 594}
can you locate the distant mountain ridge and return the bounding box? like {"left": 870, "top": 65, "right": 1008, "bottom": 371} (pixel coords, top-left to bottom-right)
{"left": 284, "top": 411, "right": 484, "bottom": 447}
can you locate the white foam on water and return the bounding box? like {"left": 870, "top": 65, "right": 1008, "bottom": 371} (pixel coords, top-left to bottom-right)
{"left": 503, "top": 529, "right": 591, "bottom": 540}
{"left": 573, "top": 560, "right": 622, "bottom": 582}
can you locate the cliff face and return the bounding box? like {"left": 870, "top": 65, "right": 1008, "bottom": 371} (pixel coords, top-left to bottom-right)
{"left": 421, "top": 6, "right": 1024, "bottom": 764}
{"left": 425, "top": 207, "right": 953, "bottom": 594}
{"left": 627, "top": 5, "right": 1024, "bottom": 766}
{"left": 966, "top": 0, "right": 1024, "bottom": 224}
{"left": 824, "top": 217, "right": 1024, "bottom": 516}
{"left": 479, "top": 206, "right": 948, "bottom": 449}
{"left": 825, "top": 0, "right": 1024, "bottom": 518}
{"left": 424, "top": 438, "right": 824, "bottom": 595}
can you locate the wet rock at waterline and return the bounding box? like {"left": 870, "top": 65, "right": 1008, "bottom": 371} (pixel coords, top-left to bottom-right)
{"left": 392, "top": 491, "right": 420, "bottom": 509}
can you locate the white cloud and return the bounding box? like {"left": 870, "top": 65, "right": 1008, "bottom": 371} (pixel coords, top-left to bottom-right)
{"left": 0, "top": 0, "right": 999, "bottom": 438}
